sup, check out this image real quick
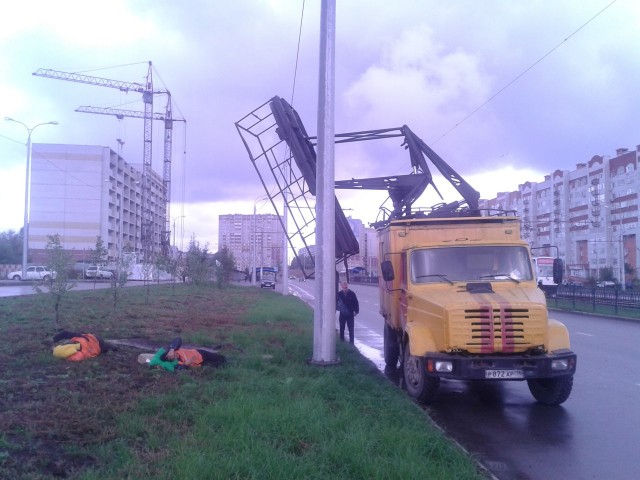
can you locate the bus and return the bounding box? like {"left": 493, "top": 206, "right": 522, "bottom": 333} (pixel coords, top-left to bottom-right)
{"left": 255, "top": 266, "right": 277, "bottom": 282}
{"left": 532, "top": 256, "right": 558, "bottom": 296}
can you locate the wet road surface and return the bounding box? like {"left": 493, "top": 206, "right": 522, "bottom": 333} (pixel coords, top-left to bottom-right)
{"left": 289, "top": 280, "right": 640, "bottom": 480}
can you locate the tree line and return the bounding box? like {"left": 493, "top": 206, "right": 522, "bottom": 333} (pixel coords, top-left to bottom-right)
{"left": 1, "top": 229, "right": 236, "bottom": 284}
{"left": 0, "top": 229, "right": 23, "bottom": 264}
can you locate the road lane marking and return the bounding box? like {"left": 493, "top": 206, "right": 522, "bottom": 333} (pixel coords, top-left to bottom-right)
{"left": 576, "top": 332, "right": 594, "bottom": 336}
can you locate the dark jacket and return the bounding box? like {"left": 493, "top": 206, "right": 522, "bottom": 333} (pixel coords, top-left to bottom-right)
{"left": 337, "top": 289, "right": 359, "bottom": 317}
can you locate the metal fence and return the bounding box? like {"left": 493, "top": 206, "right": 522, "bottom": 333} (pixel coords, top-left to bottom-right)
{"left": 552, "top": 285, "right": 640, "bottom": 315}
{"left": 346, "top": 275, "right": 379, "bottom": 286}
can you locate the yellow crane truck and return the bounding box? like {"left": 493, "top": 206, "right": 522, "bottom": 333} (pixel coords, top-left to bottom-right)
{"left": 378, "top": 214, "right": 576, "bottom": 405}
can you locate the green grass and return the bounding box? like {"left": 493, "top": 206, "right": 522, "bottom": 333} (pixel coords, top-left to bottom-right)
{"left": 0, "top": 283, "right": 485, "bottom": 479}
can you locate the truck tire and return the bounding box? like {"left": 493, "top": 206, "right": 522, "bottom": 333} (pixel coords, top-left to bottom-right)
{"left": 527, "top": 375, "right": 573, "bottom": 405}
{"left": 403, "top": 346, "right": 440, "bottom": 403}
{"left": 383, "top": 323, "right": 400, "bottom": 368}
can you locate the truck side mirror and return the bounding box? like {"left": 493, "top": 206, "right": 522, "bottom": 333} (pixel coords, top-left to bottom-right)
{"left": 553, "top": 258, "right": 564, "bottom": 284}
{"left": 381, "top": 260, "right": 395, "bottom": 281}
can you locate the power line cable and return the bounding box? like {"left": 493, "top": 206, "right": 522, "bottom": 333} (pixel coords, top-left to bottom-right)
{"left": 290, "top": 0, "right": 306, "bottom": 107}
{"left": 432, "top": 0, "right": 618, "bottom": 144}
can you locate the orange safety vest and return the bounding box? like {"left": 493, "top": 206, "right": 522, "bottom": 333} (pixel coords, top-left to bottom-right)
{"left": 175, "top": 349, "right": 203, "bottom": 368}
{"left": 66, "top": 334, "right": 102, "bottom": 361}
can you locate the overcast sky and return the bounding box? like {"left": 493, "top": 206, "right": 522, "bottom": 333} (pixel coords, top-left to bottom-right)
{"left": 1, "top": 0, "right": 638, "bottom": 249}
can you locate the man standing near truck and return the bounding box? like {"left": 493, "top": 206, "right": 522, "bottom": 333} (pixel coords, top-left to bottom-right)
{"left": 336, "top": 281, "right": 359, "bottom": 344}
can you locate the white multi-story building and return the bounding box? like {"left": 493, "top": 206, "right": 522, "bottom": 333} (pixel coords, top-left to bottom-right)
{"left": 28, "top": 143, "right": 166, "bottom": 263}
{"left": 218, "top": 214, "right": 285, "bottom": 272}
{"left": 480, "top": 146, "right": 639, "bottom": 283}
{"left": 345, "top": 217, "right": 378, "bottom": 275}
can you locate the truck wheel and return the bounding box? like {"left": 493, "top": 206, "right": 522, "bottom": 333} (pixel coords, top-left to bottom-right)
{"left": 383, "top": 323, "right": 400, "bottom": 368}
{"left": 527, "top": 375, "right": 573, "bottom": 405}
{"left": 403, "top": 346, "right": 440, "bottom": 403}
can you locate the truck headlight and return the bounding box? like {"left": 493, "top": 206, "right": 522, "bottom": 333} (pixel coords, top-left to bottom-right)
{"left": 435, "top": 361, "right": 453, "bottom": 373}
{"left": 551, "top": 359, "right": 569, "bottom": 371}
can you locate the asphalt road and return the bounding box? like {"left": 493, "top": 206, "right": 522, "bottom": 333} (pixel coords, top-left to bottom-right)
{"left": 288, "top": 280, "right": 640, "bottom": 480}
{"left": 0, "top": 279, "right": 149, "bottom": 297}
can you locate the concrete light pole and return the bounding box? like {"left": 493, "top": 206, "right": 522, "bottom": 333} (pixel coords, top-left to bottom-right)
{"left": 4, "top": 117, "right": 58, "bottom": 279}
{"left": 282, "top": 163, "right": 289, "bottom": 296}
{"left": 252, "top": 203, "right": 257, "bottom": 286}
{"left": 312, "top": 0, "right": 338, "bottom": 365}
{"left": 252, "top": 196, "right": 269, "bottom": 286}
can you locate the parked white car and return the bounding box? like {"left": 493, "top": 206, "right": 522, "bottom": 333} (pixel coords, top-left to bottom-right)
{"left": 85, "top": 266, "right": 114, "bottom": 279}
{"left": 6, "top": 266, "right": 56, "bottom": 281}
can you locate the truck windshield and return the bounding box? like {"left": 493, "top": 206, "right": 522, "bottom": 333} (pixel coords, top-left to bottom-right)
{"left": 410, "top": 246, "right": 533, "bottom": 283}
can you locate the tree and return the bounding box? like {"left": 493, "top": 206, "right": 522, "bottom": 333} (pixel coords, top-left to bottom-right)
{"left": 154, "top": 253, "right": 173, "bottom": 285}
{"left": 0, "top": 229, "right": 22, "bottom": 264}
{"left": 184, "top": 236, "right": 212, "bottom": 285}
{"left": 213, "top": 246, "right": 236, "bottom": 287}
{"left": 88, "top": 236, "right": 108, "bottom": 287}
{"left": 599, "top": 266, "right": 615, "bottom": 283}
{"left": 624, "top": 262, "right": 635, "bottom": 283}
{"left": 109, "top": 246, "right": 134, "bottom": 309}
{"left": 35, "top": 234, "right": 76, "bottom": 327}
{"left": 163, "top": 253, "right": 182, "bottom": 288}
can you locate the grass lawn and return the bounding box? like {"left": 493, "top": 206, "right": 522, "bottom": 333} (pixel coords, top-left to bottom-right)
{"left": 0, "top": 283, "right": 486, "bottom": 479}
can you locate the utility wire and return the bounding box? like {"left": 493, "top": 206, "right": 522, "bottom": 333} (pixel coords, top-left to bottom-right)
{"left": 432, "top": 0, "right": 618, "bottom": 144}
{"left": 290, "top": 0, "right": 306, "bottom": 107}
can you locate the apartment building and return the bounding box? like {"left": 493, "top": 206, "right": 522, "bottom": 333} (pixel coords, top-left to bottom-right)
{"left": 345, "top": 217, "right": 378, "bottom": 275}
{"left": 480, "top": 146, "right": 639, "bottom": 283}
{"left": 218, "top": 214, "right": 285, "bottom": 271}
{"left": 28, "top": 143, "right": 165, "bottom": 262}
{"left": 217, "top": 213, "right": 381, "bottom": 277}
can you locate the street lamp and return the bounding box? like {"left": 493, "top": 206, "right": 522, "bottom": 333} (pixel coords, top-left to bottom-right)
{"left": 172, "top": 215, "right": 186, "bottom": 251}
{"left": 5, "top": 117, "right": 58, "bottom": 279}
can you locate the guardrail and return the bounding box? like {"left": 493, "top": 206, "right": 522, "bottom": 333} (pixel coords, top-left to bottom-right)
{"left": 344, "top": 275, "right": 379, "bottom": 286}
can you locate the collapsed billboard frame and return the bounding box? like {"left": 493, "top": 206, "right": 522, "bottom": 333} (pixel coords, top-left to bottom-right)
{"left": 235, "top": 96, "right": 481, "bottom": 279}
{"left": 235, "top": 96, "right": 359, "bottom": 280}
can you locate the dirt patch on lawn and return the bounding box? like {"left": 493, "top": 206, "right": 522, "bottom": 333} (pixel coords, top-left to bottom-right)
{"left": 0, "top": 285, "right": 255, "bottom": 478}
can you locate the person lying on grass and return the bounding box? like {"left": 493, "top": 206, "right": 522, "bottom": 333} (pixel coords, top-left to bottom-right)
{"left": 52, "top": 330, "right": 111, "bottom": 361}
{"left": 149, "top": 337, "right": 226, "bottom": 371}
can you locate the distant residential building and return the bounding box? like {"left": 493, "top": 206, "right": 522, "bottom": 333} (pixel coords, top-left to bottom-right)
{"left": 28, "top": 143, "right": 165, "bottom": 263}
{"left": 480, "top": 146, "right": 639, "bottom": 282}
{"left": 363, "top": 227, "right": 379, "bottom": 276}
{"left": 345, "top": 217, "right": 378, "bottom": 276}
{"left": 218, "top": 214, "right": 285, "bottom": 271}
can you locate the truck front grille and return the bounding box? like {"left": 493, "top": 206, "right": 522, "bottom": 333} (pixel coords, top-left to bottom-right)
{"left": 449, "top": 306, "right": 546, "bottom": 353}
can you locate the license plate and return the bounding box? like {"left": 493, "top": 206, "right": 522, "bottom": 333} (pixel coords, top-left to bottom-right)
{"left": 485, "top": 369, "right": 524, "bottom": 379}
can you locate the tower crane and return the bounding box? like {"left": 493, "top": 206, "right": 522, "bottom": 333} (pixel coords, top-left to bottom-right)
{"left": 75, "top": 102, "right": 186, "bottom": 256}
{"left": 33, "top": 62, "right": 181, "bottom": 259}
